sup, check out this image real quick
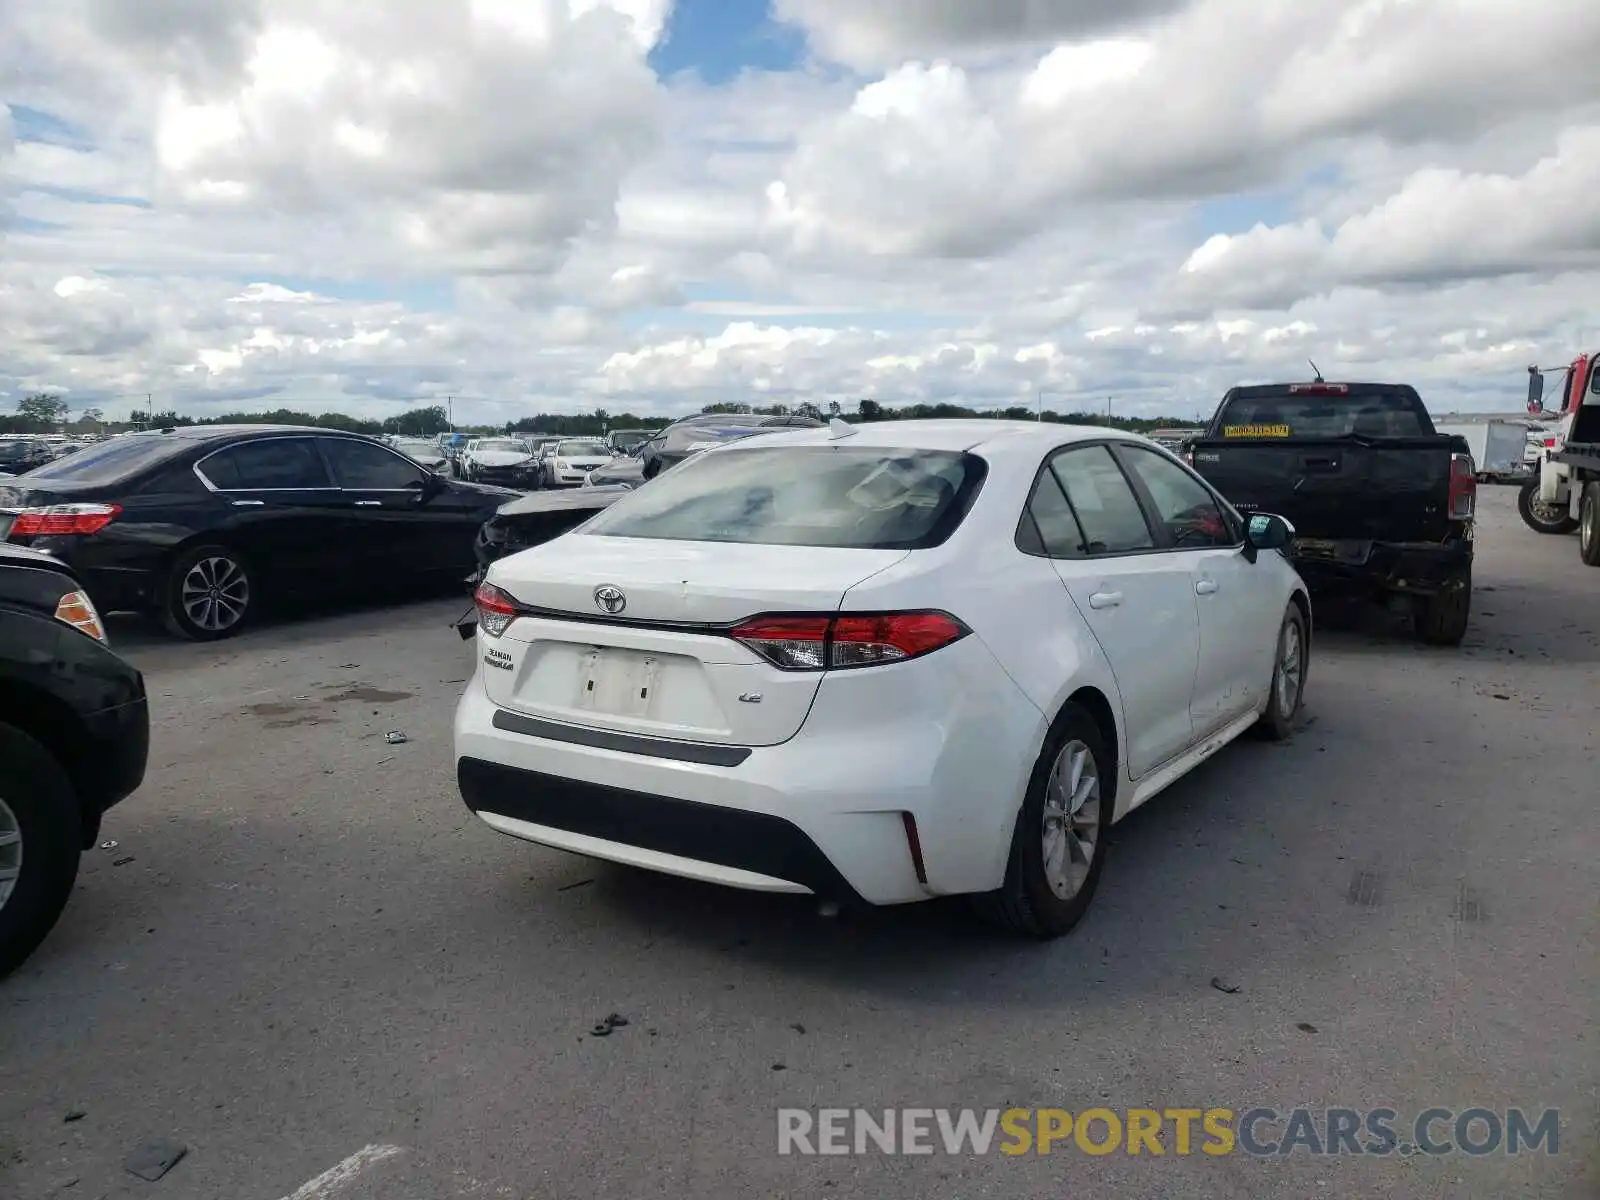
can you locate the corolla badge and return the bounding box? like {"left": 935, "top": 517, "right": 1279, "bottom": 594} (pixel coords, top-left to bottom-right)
{"left": 593, "top": 585, "right": 627, "bottom": 614}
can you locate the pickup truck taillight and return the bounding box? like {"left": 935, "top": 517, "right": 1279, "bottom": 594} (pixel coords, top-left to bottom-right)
{"left": 1448, "top": 453, "right": 1476, "bottom": 520}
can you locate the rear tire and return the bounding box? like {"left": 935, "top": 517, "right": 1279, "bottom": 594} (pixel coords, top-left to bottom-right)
{"left": 0, "top": 722, "right": 83, "bottom": 979}
{"left": 973, "top": 703, "right": 1113, "bottom": 939}
{"left": 1517, "top": 480, "right": 1578, "bottom": 534}
{"left": 1412, "top": 568, "right": 1471, "bottom": 646}
{"left": 162, "top": 543, "right": 254, "bottom": 641}
{"left": 1580, "top": 484, "right": 1600, "bottom": 567}
{"left": 1253, "top": 603, "right": 1308, "bottom": 740}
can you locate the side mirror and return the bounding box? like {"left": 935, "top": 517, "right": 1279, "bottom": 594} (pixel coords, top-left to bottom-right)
{"left": 1244, "top": 512, "right": 1294, "bottom": 560}
{"left": 1527, "top": 367, "right": 1544, "bottom": 414}
{"left": 410, "top": 473, "right": 445, "bottom": 500}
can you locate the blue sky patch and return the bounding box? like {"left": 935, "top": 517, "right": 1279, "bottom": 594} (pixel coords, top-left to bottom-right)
{"left": 650, "top": 0, "right": 805, "bottom": 83}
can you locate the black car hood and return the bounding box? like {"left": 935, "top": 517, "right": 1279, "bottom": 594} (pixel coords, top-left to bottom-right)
{"left": 495, "top": 486, "right": 631, "bottom": 517}
{"left": 0, "top": 540, "right": 73, "bottom": 572}
{"left": 453, "top": 480, "right": 524, "bottom": 500}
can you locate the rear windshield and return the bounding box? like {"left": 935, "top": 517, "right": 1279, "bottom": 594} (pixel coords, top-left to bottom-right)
{"left": 581, "top": 445, "right": 985, "bottom": 549}
{"left": 1217, "top": 391, "right": 1427, "bottom": 438}
{"left": 21, "top": 434, "right": 188, "bottom": 483}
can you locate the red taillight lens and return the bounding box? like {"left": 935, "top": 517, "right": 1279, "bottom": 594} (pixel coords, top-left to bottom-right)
{"left": 1448, "top": 454, "right": 1476, "bottom": 520}
{"left": 730, "top": 611, "right": 969, "bottom": 671}
{"left": 473, "top": 580, "right": 522, "bottom": 638}
{"left": 1544, "top": 437, "right": 1558, "bottom": 448}
{"left": 10, "top": 503, "right": 122, "bottom": 537}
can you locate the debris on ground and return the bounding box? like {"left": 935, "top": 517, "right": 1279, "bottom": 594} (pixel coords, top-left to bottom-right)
{"left": 604, "top": 1013, "right": 629, "bottom": 1028}
{"left": 557, "top": 878, "right": 594, "bottom": 892}
{"left": 589, "top": 1013, "right": 629, "bottom": 1037}
{"left": 99, "top": 840, "right": 118, "bottom": 851}
{"left": 790, "top": 1023, "right": 807, "bottom": 1035}
{"left": 123, "top": 1138, "right": 187, "bottom": 1182}
{"left": 112, "top": 857, "right": 135, "bottom": 867}
{"left": 771, "top": 1063, "right": 787, "bottom": 1071}
{"left": 1210, "top": 977, "right": 1241, "bottom": 995}
{"left": 385, "top": 730, "right": 408, "bottom": 744}
{"left": 63, "top": 1110, "right": 85, "bottom": 1123}
{"left": 1296, "top": 1022, "right": 1319, "bottom": 1033}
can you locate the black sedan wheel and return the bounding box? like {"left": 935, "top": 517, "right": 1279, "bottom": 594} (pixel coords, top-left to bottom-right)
{"left": 0, "top": 721, "right": 82, "bottom": 979}
{"left": 162, "top": 544, "right": 254, "bottom": 641}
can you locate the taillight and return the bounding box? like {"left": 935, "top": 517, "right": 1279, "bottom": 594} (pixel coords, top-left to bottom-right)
{"left": 1544, "top": 437, "right": 1558, "bottom": 448}
{"left": 473, "top": 580, "right": 522, "bottom": 638}
{"left": 730, "top": 611, "right": 970, "bottom": 671}
{"left": 54, "top": 589, "right": 106, "bottom": 642}
{"left": 1288, "top": 383, "right": 1349, "bottom": 395}
{"left": 1448, "top": 453, "right": 1476, "bottom": 520}
{"left": 10, "top": 503, "right": 122, "bottom": 537}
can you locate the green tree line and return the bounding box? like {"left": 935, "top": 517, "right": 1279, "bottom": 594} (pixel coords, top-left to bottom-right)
{"left": 6, "top": 393, "right": 1206, "bottom": 439}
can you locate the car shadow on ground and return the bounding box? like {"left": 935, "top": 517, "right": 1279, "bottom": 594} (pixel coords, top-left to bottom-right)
{"left": 520, "top": 714, "right": 1372, "bottom": 1013}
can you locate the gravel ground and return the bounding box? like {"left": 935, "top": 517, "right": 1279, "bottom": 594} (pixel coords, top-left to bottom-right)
{"left": 1, "top": 486, "right": 1595, "bottom": 1199}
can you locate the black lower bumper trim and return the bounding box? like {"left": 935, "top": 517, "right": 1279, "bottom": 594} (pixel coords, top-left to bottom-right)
{"left": 457, "top": 757, "right": 864, "bottom": 902}
{"left": 1292, "top": 541, "right": 1471, "bottom": 596}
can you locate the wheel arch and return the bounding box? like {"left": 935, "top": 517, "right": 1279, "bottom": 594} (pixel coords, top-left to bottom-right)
{"left": 1288, "top": 587, "right": 1312, "bottom": 650}
{"left": 1057, "top": 685, "right": 1120, "bottom": 807}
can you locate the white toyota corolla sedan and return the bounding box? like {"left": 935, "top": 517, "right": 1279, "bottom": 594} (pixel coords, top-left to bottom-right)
{"left": 455, "top": 419, "right": 1310, "bottom": 937}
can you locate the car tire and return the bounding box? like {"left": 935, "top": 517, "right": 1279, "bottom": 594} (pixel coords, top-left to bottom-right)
{"left": 1580, "top": 483, "right": 1600, "bottom": 567}
{"left": 1253, "top": 603, "right": 1308, "bottom": 740}
{"left": 161, "top": 543, "right": 254, "bottom": 641}
{"left": 974, "top": 702, "right": 1114, "bottom": 939}
{"left": 1412, "top": 567, "right": 1472, "bottom": 646}
{"left": 0, "top": 721, "right": 83, "bottom": 979}
{"left": 1517, "top": 479, "right": 1578, "bottom": 535}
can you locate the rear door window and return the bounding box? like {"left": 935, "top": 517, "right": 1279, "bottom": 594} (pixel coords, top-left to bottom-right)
{"left": 581, "top": 445, "right": 984, "bottom": 549}
{"left": 320, "top": 438, "right": 427, "bottom": 489}
{"left": 199, "top": 438, "right": 332, "bottom": 490}
{"left": 1048, "top": 446, "right": 1155, "bottom": 554}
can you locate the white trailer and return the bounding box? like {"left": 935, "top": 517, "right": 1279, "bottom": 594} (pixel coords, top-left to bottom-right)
{"left": 1435, "top": 420, "right": 1530, "bottom": 481}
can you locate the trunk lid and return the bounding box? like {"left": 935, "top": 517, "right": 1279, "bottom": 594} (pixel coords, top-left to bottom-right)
{"left": 1190, "top": 436, "right": 1460, "bottom": 541}
{"left": 0, "top": 481, "right": 83, "bottom": 541}
{"left": 481, "top": 535, "right": 909, "bottom": 746}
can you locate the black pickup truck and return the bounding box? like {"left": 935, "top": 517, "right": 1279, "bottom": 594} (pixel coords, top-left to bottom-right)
{"left": 1186, "top": 381, "right": 1476, "bottom": 645}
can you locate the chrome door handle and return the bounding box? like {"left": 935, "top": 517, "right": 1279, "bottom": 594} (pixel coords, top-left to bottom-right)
{"left": 230, "top": 499, "right": 264, "bottom": 507}
{"left": 353, "top": 500, "right": 381, "bottom": 507}
{"left": 1088, "top": 591, "right": 1123, "bottom": 610}
{"left": 1195, "top": 579, "right": 1219, "bottom": 595}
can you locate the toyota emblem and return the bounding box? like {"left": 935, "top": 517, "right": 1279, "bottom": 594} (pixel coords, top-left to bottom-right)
{"left": 593, "top": 585, "right": 627, "bottom": 614}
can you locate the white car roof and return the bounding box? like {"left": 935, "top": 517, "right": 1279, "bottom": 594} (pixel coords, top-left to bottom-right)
{"left": 727, "top": 419, "right": 1152, "bottom": 459}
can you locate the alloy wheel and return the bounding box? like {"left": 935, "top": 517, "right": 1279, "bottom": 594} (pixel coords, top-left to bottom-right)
{"left": 1041, "top": 740, "right": 1101, "bottom": 901}
{"left": 0, "top": 796, "right": 22, "bottom": 912}
{"left": 182, "top": 556, "right": 250, "bottom": 633}
{"left": 1275, "top": 618, "right": 1304, "bottom": 719}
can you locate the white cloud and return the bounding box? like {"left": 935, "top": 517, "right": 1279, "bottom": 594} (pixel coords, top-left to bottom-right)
{"left": 4, "top": 0, "right": 1600, "bottom": 424}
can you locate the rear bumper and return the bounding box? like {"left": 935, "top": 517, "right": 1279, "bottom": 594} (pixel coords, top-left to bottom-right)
{"left": 452, "top": 636, "right": 1045, "bottom": 906}
{"left": 1290, "top": 537, "right": 1472, "bottom": 596}
{"left": 17, "top": 537, "right": 158, "bottom": 613}
{"left": 82, "top": 694, "right": 150, "bottom": 816}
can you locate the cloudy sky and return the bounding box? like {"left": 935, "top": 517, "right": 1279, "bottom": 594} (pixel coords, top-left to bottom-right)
{"left": 3, "top": 0, "right": 1598, "bottom": 426}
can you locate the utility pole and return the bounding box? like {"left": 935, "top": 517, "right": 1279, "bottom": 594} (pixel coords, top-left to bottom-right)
{"left": 447, "top": 395, "right": 454, "bottom": 430}
{"left": 1036, "top": 389, "right": 1043, "bottom": 421}
{"left": 1105, "top": 395, "right": 1112, "bottom": 423}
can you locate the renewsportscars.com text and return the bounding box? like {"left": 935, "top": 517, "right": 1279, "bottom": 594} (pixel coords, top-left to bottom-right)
{"left": 777, "top": 1107, "right": 1560, "bottom": 1157}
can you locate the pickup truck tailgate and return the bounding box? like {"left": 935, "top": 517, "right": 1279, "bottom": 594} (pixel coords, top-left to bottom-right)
{"left": 1190, "top": 437, "right": 1460, "bottom": 542}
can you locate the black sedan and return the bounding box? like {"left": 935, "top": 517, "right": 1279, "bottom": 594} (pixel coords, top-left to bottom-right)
{"left": 0, "top": 437, "right": 54, "bottom": 476}
{"left": 640, "top": 413, "right": 822, "bottom": 480}
{"left": 0, "top": 426, "right": 519, "bottom": 640}
{"left": 1, "top": 541, "right": 148, "bottom": 976}
{"left": 472, "top": 485, "right": 631, "bottom": 579}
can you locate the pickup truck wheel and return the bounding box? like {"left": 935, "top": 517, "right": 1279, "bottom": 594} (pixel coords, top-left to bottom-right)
{"left": 0, "top": 722, "right": 83, "bottom": 979}
{"left": 1412, "top": 571, "right": 1471, "bottom": 646}
{"left": 1253, "top": 604, "right": 1308, "bottom": 740}
{"left": 973, "top": 703, "right": 1113, "bottom": 939}
{"left": 1517, "top": 480, "right": 1578, "bottom": 534}
{"left": 1580, "top": 484, "right": 1600, "bottom": 567}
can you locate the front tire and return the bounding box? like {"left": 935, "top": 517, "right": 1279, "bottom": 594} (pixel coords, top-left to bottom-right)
{"left": 1580, "top": 483, "right": 1600, "bottom": 567}
{"left": 162, "top": 543, "right": 254, "bottom": 641}
{"left": 1254, "top": 603, "right": 1308, "bottom": 740}
{"left": 1412, "top": 568, "right": 1472, "bottom": 646}
{"left": 1518, "top": 480, "right": 1578, "bottom": 534}
{"left": 974, "top": 703, "right": 1113, "bottom": 939}
{"left": 0, "top": 722, "right": 83, "bottom": 979}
